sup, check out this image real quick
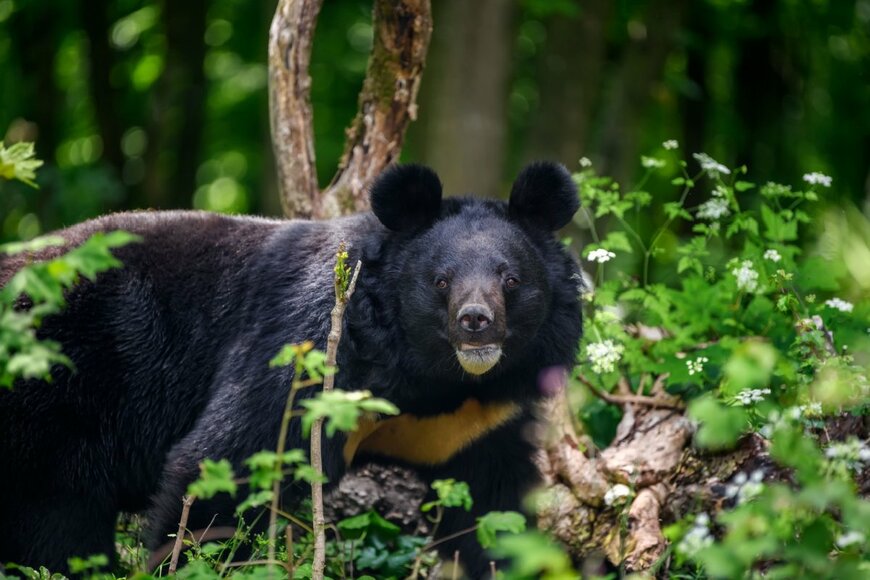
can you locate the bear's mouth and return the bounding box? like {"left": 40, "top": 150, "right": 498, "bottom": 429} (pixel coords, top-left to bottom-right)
{"left": 455, "top": 343, "right": 503, "bottom": 375}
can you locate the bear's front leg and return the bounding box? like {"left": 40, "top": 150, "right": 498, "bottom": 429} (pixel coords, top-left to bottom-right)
{"left": 423, "top": 416, "right": 541, "bottom": 579}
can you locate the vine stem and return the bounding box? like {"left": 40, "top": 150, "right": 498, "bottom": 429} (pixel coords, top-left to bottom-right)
{"left": 311, "top": 256, "right": 362, "bottom": 580}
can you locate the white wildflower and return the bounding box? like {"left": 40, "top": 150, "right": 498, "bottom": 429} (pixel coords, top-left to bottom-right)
{"left": 725, "top": 469, "right": 765, "bottom": 504}
{"left": 825, "top": 298, "right": 854, "bottom": 313}
{"left": 587, "top": 248, "right": 616, "bottom": 264}
{"left": 693, "top": 152, "right": 731, "bottom": 176}
{"left": 579, "top": 156, "right": 592, "bottom": 168}
{"left": 686, "top": 356, "right": 709, "bottom": 376}
{"left": 803, "top": 172, "right": 832, "bottom": 187}
{"left": 586, "top": 340, "right": 624, "bottom": 374}
{"left": 697, "top": 198, "right": 731, "bottom": 220}
{"left": 712, "top": 184, "right": 729, "bottom": 198}
{"left": 663, "top": 139, "right": 679, "bottom": 150}
{"left": 734, "top": 388, "right": 771, "bottom": 406}
{"left": 764, "top": 249, "right": 782, "bottom": 263}
{"left": 836, "top": 531, "right": 866, "bottom": 549}
{"left": 603, "top": 483, "right": 632, "bottom": 506}
{"left": 731, "top": 260, "right": 760, "bottom": 293}
{"left": 802, "top": 401, "right": 823, "bottom": 417}
{"left": 641, "top": 155, "right": 666, "bottom": 169}
{"left": 677, "top": 513, "right": 714, "bottom": 557}
{"left": 825, "top": 438, "right": 870, "bottom": 471}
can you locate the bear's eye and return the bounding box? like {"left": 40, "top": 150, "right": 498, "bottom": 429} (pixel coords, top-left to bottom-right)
{"left": 435, "top": 277, "right": 449, "bottom": 290}
{"left": 505, "top": 276, "right": 521, "bottom": 289}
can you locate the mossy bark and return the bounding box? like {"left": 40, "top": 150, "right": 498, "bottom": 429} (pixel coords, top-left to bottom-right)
{"left": 268, "top": 0, "right": 432, "bottom": 220}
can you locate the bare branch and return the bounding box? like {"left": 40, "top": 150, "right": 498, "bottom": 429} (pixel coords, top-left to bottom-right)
{"left": 268, "top": 0, "right": 323, "bottom": 218}
{"left": 311, "top": 252, "right": 363, "bottom": 579}
{"left": 169, "top": 495, "right": 195, "bottom": 574}
{"left": 577, "top": 374, "right": 685, "bottom": 410}
{"left": 318, "top": 0, "right": 433, "bottom": 218}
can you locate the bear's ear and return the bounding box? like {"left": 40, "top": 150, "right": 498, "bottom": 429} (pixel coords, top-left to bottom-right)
{"left": 508, "top": 161, "right": 579, "bottom": 231}
{"left": 370, "top": 164, "right": 443, "bottom": 232}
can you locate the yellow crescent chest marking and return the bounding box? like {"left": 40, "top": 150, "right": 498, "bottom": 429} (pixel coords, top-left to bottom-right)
{"left": 343, "top": 399, "right": 522, "bottom": 467}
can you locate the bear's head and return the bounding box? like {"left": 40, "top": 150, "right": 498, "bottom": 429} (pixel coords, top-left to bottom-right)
{"left": 369, "top": 162, "right": 579, "bottom": 380}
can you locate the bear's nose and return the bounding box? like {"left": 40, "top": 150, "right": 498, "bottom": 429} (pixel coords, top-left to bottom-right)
{"left": 457, "top": 304, "right": 493, "bottom": 332}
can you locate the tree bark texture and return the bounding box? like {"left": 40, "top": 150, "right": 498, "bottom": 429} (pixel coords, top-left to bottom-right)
{"left": 269, "top": 0, "right": 432, "bottom": 219}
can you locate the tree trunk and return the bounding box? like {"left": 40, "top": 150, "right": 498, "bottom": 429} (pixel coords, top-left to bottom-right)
{"left": 597, "top": 0, "right": 688, "bottom": 186}
{"left": 408, "top": 0, "right": 514, "bottom": 197}
{"left": 142, "top": 0, "right": 208, "bottom": 209}
{"left": 80, "top": 0, "right": 124, "bottom": 175}
{"left": 524, "top": 0, "right": 611, "bottom": 168}
{"left": 269, "top": 0, "right": 432, "bottom": 219}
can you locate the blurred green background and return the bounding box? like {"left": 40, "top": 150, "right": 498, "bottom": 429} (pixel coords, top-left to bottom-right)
{"left": 1, "top": 0, "right": 868, "bottom": 242}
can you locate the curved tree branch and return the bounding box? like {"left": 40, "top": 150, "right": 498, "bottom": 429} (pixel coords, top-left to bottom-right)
{"left": 268, "top": 0, "right": 323, "bottom": 219}
{"left": 268, "top": 0, "right": 432, "bottom": 220}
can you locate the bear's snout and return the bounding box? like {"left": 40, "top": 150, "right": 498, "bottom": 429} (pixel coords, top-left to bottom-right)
{"left": 457, "top": 303, "right": 493, "bottom": 332}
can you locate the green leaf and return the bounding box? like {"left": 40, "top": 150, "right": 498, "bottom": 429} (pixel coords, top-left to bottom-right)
{"left": 300, "top": 390, "right": 398, "bottom": 437}
{"left": 187, "top": 458, "right": 237, "bottom": 499}
{"left": 234, "top": 489, "right": 273, "bottom": 514}
{"left": 337, "top": 510, "right": 401, "bottom": 541}
{"left": 688, "top": 395, "right": 749, "bottom": 450}
{"left": 476, "top": 511, "right": 526, "bottom": 548}
{"left": 0, "top": 141, "right": 44, "bottom": 187}
{"left": 760, "top": 204, "right": 797, "bottom": 242}
{"left": 735, "top": 180, "right": 756, "bottom": 192}
{"left": 599, "top": 231, "right": 633, "bottom": 253}
{"left": 490, "top": 531, "right": 576, "bottom": 578}
{"left": 422, "top": 479, "right": 472, "bottom": 512}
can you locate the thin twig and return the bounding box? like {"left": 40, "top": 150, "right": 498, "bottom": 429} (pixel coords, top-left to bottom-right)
{"left": 312, "top": 256, "right": 362, "bottom": 580}
{"left": 578, "top": 374, "right": 684, "bottom": 410}
{"left": 452, "top": 550, "right": 460, "bottom": 580}
{"left": 169, "top": 495, "right": 195, "bottom": 574}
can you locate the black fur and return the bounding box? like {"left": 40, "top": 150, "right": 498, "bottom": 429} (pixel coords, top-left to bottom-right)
{"left": 369, "top": 163, "right": 442, "bottom": 232}
{"left": 508, "top": 161, "right": 579, "bottom": 231}
{"left": 0, "top": 164, "right": 582, "bottom": 578}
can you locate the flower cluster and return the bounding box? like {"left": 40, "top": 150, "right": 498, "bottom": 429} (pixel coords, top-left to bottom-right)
{"left": 693, "top": 152, "right": 731, "bottom": 176}
{"left": 764, "top": 249, "right": 782, "bottom": 262}
{"left": 686, "top": 356, "right": 709, "bottom": 376}
{"left": 824, "top": 438, "right": 870, "bottom": 472}
{"left": 642, "top": 155, "right": 666, "bottom": 169}
{"left": 836, "top": 530, "right": 866, "bottom": 549}
{"left": 735, "top": 388, "right": 771, "bottom": 406}
{"left": 697, "top": 198, "right": 730, "bottom": 221}
{"left": 586, "top": 340, "right": 624, "bottom": 374}
{"left": 802, "top": 172, "right": 832, "bottom": 187}
{"left": 663, "top": 139, "right": 679, "bottom": 150}
{"left": 677, "top": 513, "right": 714, "bottom": 557}
{"left": 603, "top": 483, "right": 633, "bottom": 507}
{"left": 731, "top": 260, "right": 760, "bottom": 293}
{"left": 725, "top": 470, "right": 765, "bottom": 504}
{"left": 587, "top": 248, "right": 616, "bottom": 264}
{"left": 825, "top": 298, "right": 854, "bottom": 313}
{"left": 579, "top": 156, "right": 592, "bottom": 168}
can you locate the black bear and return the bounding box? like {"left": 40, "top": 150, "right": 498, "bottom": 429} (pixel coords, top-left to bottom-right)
{"left": 0, "top": 162, "right": 582, "bottom": 577}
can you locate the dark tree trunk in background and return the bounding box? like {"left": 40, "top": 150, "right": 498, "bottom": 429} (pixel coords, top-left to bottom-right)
{"left": 734, "top": 0, "right": 793, "bottom": 182}
{"left": 410, "top": 0, "right": 514, "bottom": 197}
{"left": 6, "top": 6, "right": 63, "bottom": 165}
{"left": 524, "top": 0, "right": 611, "bottom": 169}
{"left": 81, "top": 0, "right": 125, "bottom": 175}
{"left": 142, "top": 0, "right": 208, "bottom": 209}
{"left": 680, "top": 2, "right": 708, "bottom": 164}
{"left": 5, "top": 2, "right": 65, "bottom": 223}
{"left": 598, "top": 0, "right": 687, "bottom": 187}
